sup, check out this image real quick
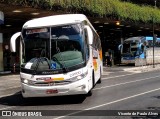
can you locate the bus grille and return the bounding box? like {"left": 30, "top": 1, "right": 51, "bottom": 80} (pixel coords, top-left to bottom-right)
{"left": 31, "top": 81, "right": 71, "bottom": 86}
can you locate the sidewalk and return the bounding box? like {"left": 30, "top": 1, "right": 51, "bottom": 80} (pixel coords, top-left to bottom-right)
{"left": 0, "top": 71, "right": 12, "bottom": 75}
{"left": 103, "top": 64, "right": 160, "bottom": 72}
{"left": 0, "top": 74, "right": 21, "bottom": 97}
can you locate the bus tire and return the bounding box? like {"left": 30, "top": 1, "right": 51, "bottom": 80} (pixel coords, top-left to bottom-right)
{"left": 86, "top": 71, "right": 95, "bottom": 97}
{"left": 92, "top": 70, "right": 95, "bottom": 88}
{"left": 86, "top": 90, "right": 92, "bottom": 96}
{"left": 97, "top": 68, "right": 102, "bottom": 84}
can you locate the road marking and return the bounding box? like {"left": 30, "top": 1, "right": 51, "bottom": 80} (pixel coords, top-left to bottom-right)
{"left": 102, "top": 72, "right": 137, "bottom": 80}
{"left": 94, "top": 75, "right": 160, "bottom": 90}
{"left": 0, "top": 106, "right": 18, "bottom": 111}
{"left": 0, "top": 86, "right": 20, "bottom": 91}
{"left": 102, "top": 70, "right": 136, "bottom": 75}
{"left": 0, "top": 92, "right": 21, "bottom": 99}
{"left": 102, "top": 70, "right": 141, "bottom": 75}
{"left": 54, "top": 87, "right": 160, "bottom": 119}
{"left": 0, "top": 92, "right": 21, "bottom": 111}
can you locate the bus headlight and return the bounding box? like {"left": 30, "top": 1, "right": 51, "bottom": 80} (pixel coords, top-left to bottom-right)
{"left": 23, "top": 79, "right": 28, "bottom": 84}
{"left": 21, "top": 78, "right": 28, "bottom": 84}
{"left": 69, "top": 71, "right": 88, "bottom": 82}
{"left": 21, "top": 78, "right": 35, "bottom": 85}
{"left": 77, "top": 76, "right": 82, "bottom": 80}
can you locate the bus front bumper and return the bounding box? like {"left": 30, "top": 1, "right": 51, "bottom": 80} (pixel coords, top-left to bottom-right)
{"left": 21, "top": 78, "right": 89, "bottom": 98}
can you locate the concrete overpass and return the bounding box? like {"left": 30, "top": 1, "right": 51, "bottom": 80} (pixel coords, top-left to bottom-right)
{"left": 0, "top": 2, "right": 160, "bottom": 71}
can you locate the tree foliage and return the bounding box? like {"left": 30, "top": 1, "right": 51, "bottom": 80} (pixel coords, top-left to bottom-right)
{"left": 1, "top": 0, "right": 160, "bottom": 23}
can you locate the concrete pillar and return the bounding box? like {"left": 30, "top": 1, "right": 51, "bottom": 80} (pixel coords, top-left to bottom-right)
{"left": 0, "top": 11, "right": 4, "bottom": 71}
{"left": 0, "top": 33, "right": 3, "bottom": 71}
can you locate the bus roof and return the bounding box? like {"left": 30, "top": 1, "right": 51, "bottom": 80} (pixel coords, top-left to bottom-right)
{"left": 146, "top": 36, "right": 160, "bottom": 41}
{"left": 23, "top": 14, "right": 91, "bottom": 29}
{"left": 124, "top": 36, "right": 160, "bottom": 43}
{"left": 125, "top": 37, "right": 144, "bottom": 42}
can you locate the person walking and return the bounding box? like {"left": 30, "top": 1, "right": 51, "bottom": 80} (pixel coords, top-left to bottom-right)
{"left": 105, "top": 49, "right": 112, "bottom": 67}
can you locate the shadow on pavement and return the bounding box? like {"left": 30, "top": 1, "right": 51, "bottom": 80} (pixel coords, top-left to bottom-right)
{"left": 0, "top": 91, "right": 86, "bottom": 107}
{"left": 103, "top": 64, "right": 136, "bottom": 72}
{"left": 130, "top": 95, "right": 160, "bottom": 119}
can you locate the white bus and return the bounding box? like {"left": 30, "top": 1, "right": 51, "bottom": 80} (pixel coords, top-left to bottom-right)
{"left": 10, "top": 14, "right": 103, "bottom": 98}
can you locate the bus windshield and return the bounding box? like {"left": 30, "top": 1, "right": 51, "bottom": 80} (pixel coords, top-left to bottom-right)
{"left": 123, "top": 43, "right": 130, "bottom": 54}
{"left": 22, "top": 24, "right": 85, "bottom": 72}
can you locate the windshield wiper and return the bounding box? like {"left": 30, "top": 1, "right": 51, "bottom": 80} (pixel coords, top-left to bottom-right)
{"left": 33, "top": 48, "right": 51, "bottom": 74}
{"left": 33, "top": 57, "right": 51, "bottom": 75}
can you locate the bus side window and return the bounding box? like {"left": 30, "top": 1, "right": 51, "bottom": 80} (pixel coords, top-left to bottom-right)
{"left": 84, "top": 29, "right": 89, "bottom": 60}
{"left": 138, "top": 44, "right": 144, "bottom": 55}
{"left": 142, "top": 45, "right": 144, "bottom": 51}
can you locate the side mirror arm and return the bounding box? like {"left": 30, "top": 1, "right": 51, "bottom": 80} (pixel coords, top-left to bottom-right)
{"left": 10, "top": 32, "right": 21, "bottom": 52}
{"left": 84, "top": 25, "right": 93, "bottom": 45}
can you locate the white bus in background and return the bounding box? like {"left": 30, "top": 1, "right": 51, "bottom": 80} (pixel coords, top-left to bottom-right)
{"left": 10, "top": 14, "right": 103, "bottom": 98}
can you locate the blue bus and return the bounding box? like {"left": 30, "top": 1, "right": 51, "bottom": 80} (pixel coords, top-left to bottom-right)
{"left": 119, "top": 36, "right": 160, "bottom": 65}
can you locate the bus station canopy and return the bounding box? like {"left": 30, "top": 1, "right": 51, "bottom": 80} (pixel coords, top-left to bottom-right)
{"left": 0, "top": 1, "right": 160, "bottom": 43}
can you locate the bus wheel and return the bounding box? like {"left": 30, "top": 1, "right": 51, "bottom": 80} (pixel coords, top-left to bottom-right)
{"left": 86, "top": 71, "right": 95, "bottom": 96}
{"left": 97, "top": 68, "right": 102, "bottom": 84}
{"left": 86, "top": 90, "right": 92, "bottom": 96}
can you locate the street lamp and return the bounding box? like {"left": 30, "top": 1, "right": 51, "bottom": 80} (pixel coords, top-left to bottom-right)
{"left": 152, "top": 0, "right": 157, "bottom": 68}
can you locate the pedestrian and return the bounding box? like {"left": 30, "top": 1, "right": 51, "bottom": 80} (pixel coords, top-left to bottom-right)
{"left": 105, "top": 49, "right": 112, "bottom": 67}
{"left": 4, "top": 45, "right": 11, "bottom": 71}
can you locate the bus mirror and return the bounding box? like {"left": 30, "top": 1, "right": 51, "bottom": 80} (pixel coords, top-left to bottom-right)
{"left": 84, "top": 25, "right": 93, "bottom": 45}
{"left": 118, "top": 44, "right": 123, "bottom": 54}
{"left": 10, "top": 32, "right": 21, "bottom": 52}
{"left": 118, "top": 44, "right": 122, "bottom": 50}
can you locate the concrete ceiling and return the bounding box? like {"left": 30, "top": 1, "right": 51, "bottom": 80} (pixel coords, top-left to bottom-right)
{"left": 0, "top": 3, "right": 160, "bottom": 41}
{"left": 0, "top": 3, "right": 62, "bottom": 33}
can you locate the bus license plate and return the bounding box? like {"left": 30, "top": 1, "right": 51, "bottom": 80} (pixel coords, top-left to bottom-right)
{"left": 127, "top": 60, "right": 131, "bottom": 63}
{"left": 46, "top": 89, "right": 58, "bottom": 94}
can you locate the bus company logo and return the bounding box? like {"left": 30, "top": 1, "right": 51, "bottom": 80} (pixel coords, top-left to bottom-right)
{"left": 36, "top": 77, "right": 51, "bottom": 81}
{"left": 70, "top": 71, "right": 81, "bottom": 77}
{"left": 49, "top": 82, "right": 55, "bottom": 86}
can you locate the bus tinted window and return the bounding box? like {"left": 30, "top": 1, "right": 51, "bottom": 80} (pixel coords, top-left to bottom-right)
{"left": 51, "top": 24, "right": 81, "bottom": 37}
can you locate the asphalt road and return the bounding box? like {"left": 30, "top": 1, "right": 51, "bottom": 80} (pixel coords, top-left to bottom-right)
{"left": 0, "top": 68, "right": 160, "bottom": 119}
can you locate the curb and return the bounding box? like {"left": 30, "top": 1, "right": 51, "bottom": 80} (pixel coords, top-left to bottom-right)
{"left": 123, "top": 64, "right": 160, "bottom": 72}
{"left": 0, "top": 75, "right": 20, "bottom": 80}
{"left": 0, "top": 71, "right": 11, "bottom": 75}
